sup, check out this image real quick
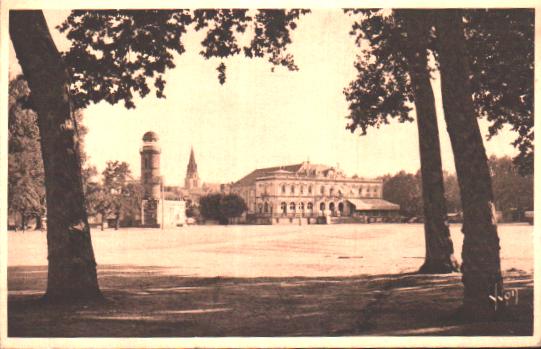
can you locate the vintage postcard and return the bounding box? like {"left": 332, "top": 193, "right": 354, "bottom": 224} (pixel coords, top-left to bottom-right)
{"left": 1, "top": 0, "right": 539, "bottom": 347}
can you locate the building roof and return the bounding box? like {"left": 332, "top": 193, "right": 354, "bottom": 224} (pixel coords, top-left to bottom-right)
{"left": 347, "top": 198, "right": 400, "bottom": 211}
{"left": 142, "top": 131, "right": 159, "bottom": 142}
{"left": 234, "top": 164, "right": 305, "bottom": 186}
{"left": 233, "top": 162, "right": 376, "bottom": 187}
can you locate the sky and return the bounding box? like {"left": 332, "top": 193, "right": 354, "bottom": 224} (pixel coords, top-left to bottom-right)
{"left": 8, "top": 9, "right": 519, "bottom": 186}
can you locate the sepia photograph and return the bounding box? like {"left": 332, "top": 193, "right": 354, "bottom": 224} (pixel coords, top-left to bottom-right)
{"left": 1, "top": 0, "right": 538, "bottom": 347}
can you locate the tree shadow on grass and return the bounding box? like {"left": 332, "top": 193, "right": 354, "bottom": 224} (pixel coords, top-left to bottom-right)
{"left": 8, "top": 265, "right": 533, "bottom": 337}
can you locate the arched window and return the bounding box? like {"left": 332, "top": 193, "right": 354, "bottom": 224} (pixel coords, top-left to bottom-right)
{"left": 290, "top": 202, "right": 296, "bottom": 211}
{"left": 338, "top": 189, "right": 342, "bottom": 197}
{"left": 264, "top": 202, "right": 269, "bottom": 213}
{"left": 299, "top": 202, "right": 305, "bottom": 211}
{"left": 258, "top": 203, "right": 263, "bottom": 213}
{"left": 329, "top": 187, "right": 334, "bottom": 196}
{"left": 300, "top": 186, "right": 304, "bottom": 194}
{"left": 308, "top": 185, "right": 312, "bottom": 194}
{"left": 320, "top": 202, "right": 325, "bottom": 211}
{"left": 338, "top": 202, "right": 344, "bottom": 213}
{"left": 320, "top": 186, "right": 325, "bottom": 194}
{"left": 329, "top": 202, "right": 335, "bottom": 212}
{"left": 291, "top": 185, "right": 295, "bottom": 194}
{"left": 359, "top": 187, "right": 363, "bottom": 195}
{"left": 282, "top": 185, "right": 286, "bottom": 194}
{"left": 281, "top": 202, "right": 287, "bottom": 213}
{"left": 307, "top": 202, "right": 313, "bottom": 211}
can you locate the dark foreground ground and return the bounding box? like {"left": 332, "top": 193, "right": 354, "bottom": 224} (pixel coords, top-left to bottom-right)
{"left": 8, "top": 265, "right": 533, "bottom": 337}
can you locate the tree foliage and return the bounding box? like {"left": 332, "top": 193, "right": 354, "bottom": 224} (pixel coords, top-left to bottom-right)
{"left": 381, "top": 171, "right": 422, "bottom": 218}
{"left": 344, "top": 9, "right": 534, "bottom": 174}
{"left": 8, "top": 76, "right": 45, "bottom": 227}
{"left": 101, "top": 161, "right": 133, "bottom": 227}
{"left": 489, "top": 155, "right": 533, "bottom": 212}
{"left": 465, "top": 10, "right": 534, "bottom": 175}
{"left": 343, "top": 10, "right": 416, "bottom": 136}
{"left": 83, "top": 161, "right": 142, "bottom": 228}
{"left": 58, "top": 9, "right": 309, "bottom": 109}
{"left": 381, "top": 160, "right": 530, "bottom": 219}
{"left": 199, "top": 193, "right": 247, "bottom": 224}
{"left": 443, "top": 172, "right": 461, "bottom": 213}
{"left": 120, "top": 181, "right": 144, "bottom": 226}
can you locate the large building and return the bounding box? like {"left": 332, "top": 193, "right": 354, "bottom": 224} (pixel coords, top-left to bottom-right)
{"left": 140, "top": 131, "right": 186, "bottom": 228}
{"left": 231, "top": 162, "right": 399, "bottom": 224}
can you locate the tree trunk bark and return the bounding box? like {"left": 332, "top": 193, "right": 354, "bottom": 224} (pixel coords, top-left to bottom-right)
{"left": 399, "top": 10, "right": 459, "bottom": 273}
{"left": 435, "top": 10, "right": 502, "bottom": 319}
{"left": 10, "top": 10, "right": 101, "bottom": 302}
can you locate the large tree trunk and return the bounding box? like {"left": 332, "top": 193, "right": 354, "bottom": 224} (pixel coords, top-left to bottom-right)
{"left": 10, "top": 10, "right": 101, "bottom": 302}
{"left": 435, "top": 10, "right": 502, "bottom": 319}
{"left": 399, "top": 10, "right": 459, "bottom": 273}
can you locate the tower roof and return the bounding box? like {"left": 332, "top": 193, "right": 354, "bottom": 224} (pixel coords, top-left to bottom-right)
{"left": 186, "top": 146, "right": 198, "bottom": 174}
{"left": 142, "top": 131, "right": 159, "bottom": 142}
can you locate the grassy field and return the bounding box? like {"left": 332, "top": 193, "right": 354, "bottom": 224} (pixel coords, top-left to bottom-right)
{"left": 7, "top": 223, "right": 534, "bottom": 336}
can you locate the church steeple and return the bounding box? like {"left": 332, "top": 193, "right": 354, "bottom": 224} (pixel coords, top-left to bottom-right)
{"left": 184, "top": 146, "right": 200, "bottom": 189}
{"left": 187, "top": 146, "right": 197, "bottom": 174}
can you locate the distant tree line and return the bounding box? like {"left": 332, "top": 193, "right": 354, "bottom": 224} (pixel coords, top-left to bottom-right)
{"left": 382, "top": 156, "right": 533, "bottom": 220}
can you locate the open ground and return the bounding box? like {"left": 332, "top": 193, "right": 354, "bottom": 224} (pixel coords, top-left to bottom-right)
{"left": 8, "top": 223, "right": 534, "bottom": 336}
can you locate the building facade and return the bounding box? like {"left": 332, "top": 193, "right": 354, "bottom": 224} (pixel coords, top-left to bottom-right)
{"left": 231, "top": 162, "right": 399, "bottom": 224}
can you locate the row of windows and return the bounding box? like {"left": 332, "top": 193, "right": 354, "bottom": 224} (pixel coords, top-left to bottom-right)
{"left": 255, "top": 182, "right": 380, "bottom": 194}
{"left": 279, "top": 185, "right": 314, "bottom": 194}
{"left": 256, "top": 201, "right": 346, "bottom": 214}
{"left": 246, "top": 186, "right": 378, "bottom": 199}
{"left": 276, "top": 184, "right": 378, "bottom": 195}
{"left": 246, "top": 184, "right": 380, "bottom": 202}
{"left": 278, "top": 201, "right": 344, "bottom": 213}
{"left": 276, "top": 185, "right": 379, "bottom": 196}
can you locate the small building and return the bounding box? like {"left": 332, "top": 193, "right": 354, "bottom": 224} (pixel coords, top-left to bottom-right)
{"left": 141, "top": 198, "right": 186, "bottom": 228}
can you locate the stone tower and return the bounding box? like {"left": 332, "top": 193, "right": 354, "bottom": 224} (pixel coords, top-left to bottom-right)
{"left": 184, "top": 146, "right": 200, "bottom": 189}
{"left": 140, "top": 131, "right": 161, "bottom": 200}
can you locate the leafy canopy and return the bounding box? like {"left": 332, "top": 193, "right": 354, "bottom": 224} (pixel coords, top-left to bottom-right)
{"left": 199, "top": 193, "right": 247, "bottom": 224}
{"left": 344, "top": 9, "right": 534, "bottom": 175}
{"left": 59, "top": 9, "right": 309, "bottom": 109}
